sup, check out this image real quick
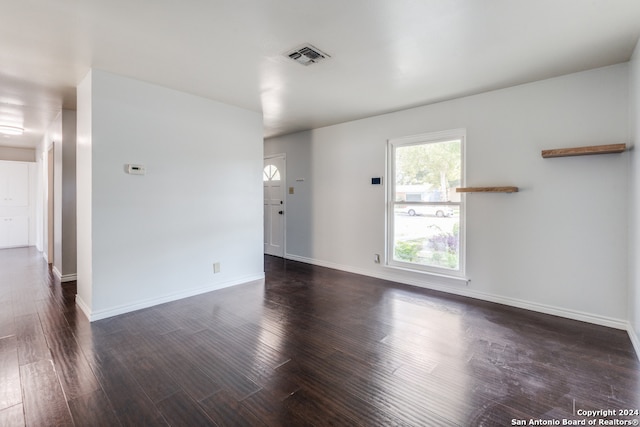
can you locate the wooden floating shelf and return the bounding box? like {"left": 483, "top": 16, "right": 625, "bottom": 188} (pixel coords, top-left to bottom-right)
{"left": 456, "top": 186, "right": 519, "bottom": 193}
{"left": 541, "top": 143, "right": 626, "bottom": 158}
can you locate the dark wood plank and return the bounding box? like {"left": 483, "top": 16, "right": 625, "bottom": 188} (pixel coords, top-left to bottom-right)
{"left": 200, "top": 391, "right": 266, "bottom": 427}
{"left": 0, "top": 335, "right": 17, "bottom": 354}
{"left": 282, "top": 388, "right": 360, "bottom": 427}
{"left": 456, "top": 186, "right": 518, "bottom": 193}
{"left": 67, "top": 389, "right": 121, "bottom": 427}
{"left": 185, "top": 345, "right": 262, "bottom": 401}
{"left": 191, "top": 325, "right": 290, "bottom": 384}
{"left": 244, "top": 386, "right": 299, "bottom": 424}
{"left": 541, "top": 143, "right": 626, "bottom": 158}
{"left": 156, "top": 390, "right": 216, "bottom": 426}
{"left": 251, "top": 360, "right": 300, "bottom": 401}
{"left": 15, "top": 314, "right": 50, "bottom": 365}
{"left": 113, "top": 351, "right": 181, "bottom": 404}
{"left": 294, "top": 379, "right": 411, "bottom": 427}
{"left": 19, "top": 359, "right": 73, "bottom": 427}
{"left": 0, "top": 349, "right": 22, "bottom": 411}
{"left": 0, "top": 310, "right": 15, "bottom": 339}
{"left": 88, "top": 353, "right": 168, "bottom": 426}
{"left": 43, "top": 327, "right": 100, "bottom": 400}
{"left": 36, "top": 302, "right": 70, "bottom": 334}
{"left": 0, "top": 403, "right": 25, "bottom": 427}
{"left": 152, "top": 331, "right": 224, "bottom": 401}
{"left": 120, "top": 308, "right": 181, "bottom": 336}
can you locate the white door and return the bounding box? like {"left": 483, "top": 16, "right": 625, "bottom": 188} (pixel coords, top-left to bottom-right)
{"left": 0, "top": 216, "right": 28, "bottom": 248}
{"left": 0, "top": 161, "right": 29, "bottom": 207}
{"left": 264, "top": 155, "right": 285, "bottom": 257}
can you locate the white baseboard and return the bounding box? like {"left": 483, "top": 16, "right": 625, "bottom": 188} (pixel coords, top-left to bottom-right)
{"left": 50, "top": 265, "right": 77, "bottom": 282}
{"left": 284, "top": 253, "right": 627, "bottom": 330}
{"left": 75, "top": 295, "right": 91, "bottom": 321}
{"left": 79, "top": 273, "right": 265, "bottom": 322}
{"left": 61, "top": 273, "right": 77, "bottom": 282}
{"left": 628, "top": 323, "right": 640, "bottom": 361}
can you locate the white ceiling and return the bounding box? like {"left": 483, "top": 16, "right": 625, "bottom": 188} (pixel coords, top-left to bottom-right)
{"left": 1, "top": 1, "right": 640, "bottom": 149}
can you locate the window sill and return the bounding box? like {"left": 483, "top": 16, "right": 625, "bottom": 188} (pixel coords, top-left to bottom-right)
{"left": 385, "top": 263, "right": 469, "bottom": 285}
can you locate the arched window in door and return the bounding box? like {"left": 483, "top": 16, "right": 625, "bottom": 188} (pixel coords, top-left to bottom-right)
{"left": 263, "top": 165, "right": 281, "bottom": 181}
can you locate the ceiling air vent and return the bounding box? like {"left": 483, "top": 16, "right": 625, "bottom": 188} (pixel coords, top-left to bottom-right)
{"left": 286, "top": 44, "right": 331, "bottom": 66}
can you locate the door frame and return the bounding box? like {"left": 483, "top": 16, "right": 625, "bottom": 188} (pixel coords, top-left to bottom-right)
{"left": 264, "top": 153, "right": 286, "bottom": 258}
{"left": 47, "top": 147, "right": 54, "bottom": 265}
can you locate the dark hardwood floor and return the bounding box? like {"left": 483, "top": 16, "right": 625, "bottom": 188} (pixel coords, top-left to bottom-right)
{"left": 0, "top": 247, "right": 639, "bottom": 426}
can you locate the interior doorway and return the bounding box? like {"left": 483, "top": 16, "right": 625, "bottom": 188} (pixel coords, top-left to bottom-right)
{"left": 263, "top": 154, "right": 285, "bottom": 257}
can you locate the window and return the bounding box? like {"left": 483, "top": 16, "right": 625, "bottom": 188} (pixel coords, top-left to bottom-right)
{"left": 387, "top": 129, "right": 465, "bottom": 277}
{"left": 263, "top": 165, "right": 281, "bottom": 181}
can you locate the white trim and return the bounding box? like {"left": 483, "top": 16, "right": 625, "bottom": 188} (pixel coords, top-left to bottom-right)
{"left": 389, "top": 128, "right": 468, "bottom": 145}
{"left": 77, "top": 274, "right": 265, "bottom": 322}
{"left": 628, "top": 323, "right": 640, "bottom": 361}
{"left": 386, "top": 128, "right": 466, "bottom": 278}
{"left": 61, "top": 273, "right": 77, "bottom": 282}
{"left": 284, "top": 253, "right": 627, "bottom": 330}
{"left": 75, "top": 294, "right": 92, "bottom": 321}
{"left": 0, "top": 244, "right": 30, "bottom": 249}
{"left": 51, "top": 265, "right": 77, "bottom": 282}
{"left": 385, "top": 263, "right": 470, "bottom": 284}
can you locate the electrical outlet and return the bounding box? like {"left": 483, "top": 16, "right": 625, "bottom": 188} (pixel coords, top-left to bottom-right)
{"left": 213, "top": 262, "right": 221, "bottom": 274}
{"left": 374, "top": 254, "right": 380, "bottom": 264}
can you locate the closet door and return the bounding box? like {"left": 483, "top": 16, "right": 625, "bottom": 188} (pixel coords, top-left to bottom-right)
{"left": 0, "top": 161, "right": 29, "bottom": 207}
{"left": 0, "top": 217, "right": 28, "bottom": 248}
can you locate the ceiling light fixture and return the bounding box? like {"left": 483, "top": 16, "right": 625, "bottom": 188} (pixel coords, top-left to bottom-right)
{"left": 0, "top": 125, "right": 24, "bottom": 136}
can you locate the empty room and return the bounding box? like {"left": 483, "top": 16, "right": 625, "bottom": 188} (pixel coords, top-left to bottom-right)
{"left": 1, "top": 1, "right": 640, "bottom": 426}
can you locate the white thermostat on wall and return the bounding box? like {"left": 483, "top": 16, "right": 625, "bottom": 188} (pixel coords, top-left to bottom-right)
{"left": 126, "top": 164, "right": 146, "bottom": 175}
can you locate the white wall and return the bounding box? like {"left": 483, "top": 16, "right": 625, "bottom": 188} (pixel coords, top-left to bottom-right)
{"left": 52, "top": 109, "right": 77, "bottom": 280}
{"left": 54, "top": 115, "right": 63, "bottom": 274}
{"left": 34, "top": 148, "right": 43, "bottom": 252}
{"left": 39, "top": 114, "right": 62, "bottom": 258}
{"left": 628, "top": 40, "right": 640, "bottom": 355}
{"left": 76, "top": 72, "right": 92, "bottom": 313}
{"left": 61, "top": 110, "right": 77, "bottom": 278}
{"left": 266, "top": 64, "right": 630, "bottom": 328}
{"left": 76, "top": 69, "right": 264, "bottom": 320}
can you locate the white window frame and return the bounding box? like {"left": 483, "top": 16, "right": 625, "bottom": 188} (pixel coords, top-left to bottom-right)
{"left": 386, "top": 129, "right": 466, "bottom": 278}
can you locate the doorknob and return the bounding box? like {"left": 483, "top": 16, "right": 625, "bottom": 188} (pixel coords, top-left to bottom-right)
{"left": 279, "top": 210, "right": 284, "bottom": 215}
